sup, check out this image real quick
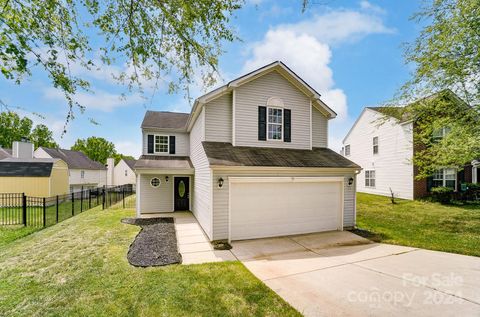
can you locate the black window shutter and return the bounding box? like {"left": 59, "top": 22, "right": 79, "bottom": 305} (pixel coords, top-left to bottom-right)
{"left": 169, "top": 136, "right": 176, "bottom": 154}
{"left": 258, "top": 106, "right": 267, "bottom": 141}
{"left": 426, "top": 176, "right": 434, "bottom": 192}
{"left": 147, "top": 134, "right": 154, "bottom": 154}
{"left": 284, "top": 109, "right": 291, "bottom": 142}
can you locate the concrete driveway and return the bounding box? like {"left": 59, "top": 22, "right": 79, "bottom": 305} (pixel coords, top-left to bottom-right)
{"left": 231, "top": 232, "right": 480, "bottom": 317}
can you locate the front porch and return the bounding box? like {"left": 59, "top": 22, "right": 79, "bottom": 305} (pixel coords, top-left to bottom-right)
{"left": 140, "top": 212, "right": 236, "bottom": 264}
{"left": 134, "top": 155, "right": 194, "bottom": 215}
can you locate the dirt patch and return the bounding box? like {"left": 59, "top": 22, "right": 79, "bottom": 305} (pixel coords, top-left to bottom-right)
{"left": 122, "top": 217, "right": 181, "bottom": 267}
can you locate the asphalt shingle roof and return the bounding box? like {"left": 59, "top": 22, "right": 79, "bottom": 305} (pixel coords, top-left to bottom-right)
{"left": 39, "top": 147, "right": 106, "bottom": 170}
{"left": 0, "top": 160, "right": 54, "bottom": 177}
{"left": 134, "top": 156, "right": 193, "bottom": 169}
{"left": 141, "top": 111, "right": 190, "bottom": 130}
{"left": 123, "top": 159, "right": 137, "bottom": 170}
{"left": 202, "top": 142, "right": 360, "bottom": 168}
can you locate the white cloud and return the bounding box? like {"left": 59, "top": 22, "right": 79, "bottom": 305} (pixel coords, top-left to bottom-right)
{"left": 44, "top": 87, "right": 143, "bottom": 112}
{"left": 278, "top": 8, "right": 394, "bottom": 45}
{"left": 242, "top": 2, "right": 392, "bottom": 141}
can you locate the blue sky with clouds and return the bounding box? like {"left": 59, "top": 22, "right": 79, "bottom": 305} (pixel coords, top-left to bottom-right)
{"left": 0, "top": 0, "right": 422, "bottom": 157}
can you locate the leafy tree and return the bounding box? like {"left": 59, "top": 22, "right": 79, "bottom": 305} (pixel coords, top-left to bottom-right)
{"left": 393, "top": 0, "right": 480, "bottom": 177}
{"left": 30, "top": 124, "right": 59, "bottom": 149}
{"left": 0, "top": 111, "right": 32, "bottom": 148}
{"left": 71, "top": 137, "right": 116, "bottom": 164}
{"left": 0, "top": 0, "right": 242, "bottom": 125}
{"left": 113, "top": 153, "right": 135, "bottom": 165}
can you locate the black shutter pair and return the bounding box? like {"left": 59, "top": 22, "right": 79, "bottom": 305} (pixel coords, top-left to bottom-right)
{"left": 258, "top": 106, "right": 291, "bottom": 142}
{"left": 147, "top": 134, "right": 176, "bottom": 154}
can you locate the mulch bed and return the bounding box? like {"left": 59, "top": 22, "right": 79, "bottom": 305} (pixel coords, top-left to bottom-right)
{"left": 122, "top": 217, "right": 182, "bottom": 267}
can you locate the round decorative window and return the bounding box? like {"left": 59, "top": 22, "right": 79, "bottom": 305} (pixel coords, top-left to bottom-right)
{"left": 150, "top": 177, "right": 161, "bottom": 188}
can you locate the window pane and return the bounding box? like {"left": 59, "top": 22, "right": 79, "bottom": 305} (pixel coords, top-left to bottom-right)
{"left": 268, "top": 124, "right": 282, "bottom": 140}
{"left": 445, "top": 180, "right": 456, "bottom": 189}
{"left": 154, "top": 135, "right": 169, "bottom": 152}
{"left": 432, "top": 180, "right": 443, "bottom": 187}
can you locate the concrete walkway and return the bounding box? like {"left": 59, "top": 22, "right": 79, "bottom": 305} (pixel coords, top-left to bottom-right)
{"left": 231, "top": 232, "right": 480, "bottom": 317}
{"left": 140, "top": 212, "right": 236, "bottom": 264}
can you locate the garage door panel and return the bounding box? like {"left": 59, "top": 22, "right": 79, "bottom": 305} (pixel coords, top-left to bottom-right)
{"left": 230, "top": 180, "right": 342, "bottom": 240}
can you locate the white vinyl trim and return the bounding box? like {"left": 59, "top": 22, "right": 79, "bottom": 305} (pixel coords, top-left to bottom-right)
{"left": 232, "top": 89, "right": 236, "bottom": 146}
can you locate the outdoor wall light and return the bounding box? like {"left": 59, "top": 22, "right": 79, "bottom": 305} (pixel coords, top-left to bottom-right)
{"left": 348, "top": 177, "right": 354, "bottom": 186}
{"left": 218, "top": 177, "right": 224, "bottom": 188}
{"left": 165, "top": 176, "right": 169, "bottom": 182}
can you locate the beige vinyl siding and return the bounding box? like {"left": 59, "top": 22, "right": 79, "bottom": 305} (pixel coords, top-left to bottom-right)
{"left": 189, "top": 108, "right": 213, "bottom": 239}
{"left": 343, "top": 109, "right": 414, "bottom": 199}
{"left": 204, "top": 93, "right": 232, "bottom": 143}
{"left": 142, "top": 130, "right": 190, "bottom": 156}
{"left": 138, "top": 174, "right": 173, "bottom": 213}
{"left": 50, "top": 160, "right": 69, "bottom": 195}
{"left": 69, "top": 169, "right": 106, "bottom": 188}
{"left": 113, "top": 160, "right": 136, "bottom": 185}
{"left": 212, "top": 169, "right": 356, "bottom": 241}
{"left": 312, "top": 106, "right": 328, "bottom": 147}
{"left": 234, "top": 70, "right": 311, "bottom": 149}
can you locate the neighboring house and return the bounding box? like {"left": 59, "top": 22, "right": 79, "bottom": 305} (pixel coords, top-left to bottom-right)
{"left": 0, "top": 141, "right": 68, "bottom": 197}
{"left": 342, "top": 91, "right": 478, "bottom": 200}
{"left": 0, "top": 148, "right": 12, "bottom": 160}
{"left": 134, "top": 61, "right": 360, "bottom": 242}
{"left": 34, "top": 147, "right": 107, "bottom": 192}
{"left": 106, "top": 158, "right": 137, "bottom": 186}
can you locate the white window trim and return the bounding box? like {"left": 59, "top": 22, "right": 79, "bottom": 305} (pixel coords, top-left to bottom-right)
{"left": 373, "top": 136, "right": 379, "bottom": 155}
{"left": 153, "top": 134, "right": 169, "bottom": 154}
{"left": 150, "top": 177, "right": 161, "bottom": 188}
{"left": 433, "top": 168, "right": 457, "bottom": 189}
{"left": 345, "top": 144, "right": 351, "bottom": 156}
{"left": 266, "top": 106, "right": 284, "bottom": 141}
{"left": 365, "top": 170, "right": 376, "bottom": 188}
{"left": 433, "top": 126, "right": 451, "bottom": 141}
{"left": 81, "top": 170, "right": 85, "bottom": 179}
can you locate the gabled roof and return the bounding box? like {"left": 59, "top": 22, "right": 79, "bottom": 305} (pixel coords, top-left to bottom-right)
{"left": 123, "top": 158, "right": 137, "bottom": 170}
{"left": 202, "top": 142, "right": 360, "bottom": 169}
{"left": 141, "top": 111, "right": 190, "bottom": 130}
{"left": 0, "top": 158, "right": 58, "bottom": 177}
{"left": 0, "top": 148, "right": 12, "bottom": 160}
{"left": 39, "top": 147, "right": 106, "bottom": 170}
{"left": 187, "top": 61, "right": 337, "bottom": 131}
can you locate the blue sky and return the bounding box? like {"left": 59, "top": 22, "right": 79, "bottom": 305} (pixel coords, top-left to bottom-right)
{"left": 0, "top": 0, "right": 422, "bottom": 157}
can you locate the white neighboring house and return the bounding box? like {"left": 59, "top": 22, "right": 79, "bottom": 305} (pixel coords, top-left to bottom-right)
{"left": 342, "top": 91, "right": 479, "bottom": 200}
{"left": 34, "top": 147, "right": 107, "bottom": 192}
{"left": 106, "top": 157, "right": 137, "bottom": 186}
{"left": 342, "top": 107, "right": 415, "bottom": 200}
{"left": 135, "top": 61, "right": 361, "bottom": 242}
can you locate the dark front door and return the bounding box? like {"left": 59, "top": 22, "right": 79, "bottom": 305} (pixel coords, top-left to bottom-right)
{"left": 174, "top": 177, "right": 190, "bottom": 211}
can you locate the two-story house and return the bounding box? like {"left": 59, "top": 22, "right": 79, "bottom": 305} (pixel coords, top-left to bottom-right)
{"left": 342, "top": 90, "right": 478, "bottom": 200}
{"left": 134, "top": 61, "right": 360, "bottom": 242}
{"left": 34, "top": 147, "right": 107, "bottom": 192}
{"left": 106, "top": 157, "right": 137, "bottom": 186}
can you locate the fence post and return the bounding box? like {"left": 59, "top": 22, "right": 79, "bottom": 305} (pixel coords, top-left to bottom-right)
{"left": 122, "top": 187, "right": 125, "bottom": 209}
{"left": 56, "top": 195, "right": 59, "bottom": 223}
{"left": 22, "top": 193, "right": 27, "bottom": 226}
{"left": 88, "top": 189, "right": 92, "bottom": 209}
{"left": 102, "top": 187, "right": 105, "bottom": 210}
{"left": 72, "top": 192, "right": 75, "bottom": 216}
{"left": 42, "top": 197, "right": 46, "bottom": 227}
{"left": 80, "top": 190, "right": 83, "bottom": 212}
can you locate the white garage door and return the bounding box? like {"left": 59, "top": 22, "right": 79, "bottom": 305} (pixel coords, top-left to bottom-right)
{"left": 230, "top": 177, "right": 343, "bottom": 240}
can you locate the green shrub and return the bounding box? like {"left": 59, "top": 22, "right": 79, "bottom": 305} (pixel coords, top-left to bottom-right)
{"left": 431, "top": 186, "right": 454, "bottom": 204}
{"left": 465, "top": 183, "right": 480, "bottom": 190}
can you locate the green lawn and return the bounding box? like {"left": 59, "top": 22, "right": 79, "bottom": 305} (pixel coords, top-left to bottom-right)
{"left": 355, "top": 193, "right": 480, "bottom": 257}
{"left": 0, "top": 206, "right": 299, "bottom": 317}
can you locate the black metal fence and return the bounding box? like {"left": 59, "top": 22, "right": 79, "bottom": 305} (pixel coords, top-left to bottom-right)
{"left": 0, "top": 184, "right": 135, "bottom": 227}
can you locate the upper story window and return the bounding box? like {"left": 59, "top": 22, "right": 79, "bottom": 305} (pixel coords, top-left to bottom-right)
{"left": 433, "top": 168, "right": 456, "bottom": 189}
{"left": 345, "top": 145, "right": 351, "bottom": 156}
{"left": 365, "top": 170, "right": 375, "bottom": 188}
{"left": 155, "top": 135, "right": 169, "bottom": 153}
{"left": 267, "top": 107, "right": 283, "bottom": 140}
{"left": 125, "top": 170, "right": 128, "bottom": 177}
{"left": 373, "top": 136, "right": 379, "bottom": 154}
{"left": 80, "top": 170, "right": 85, "bottom": 179}
{"left": 432, "top": 126, "right": 451, "bottom": 141}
